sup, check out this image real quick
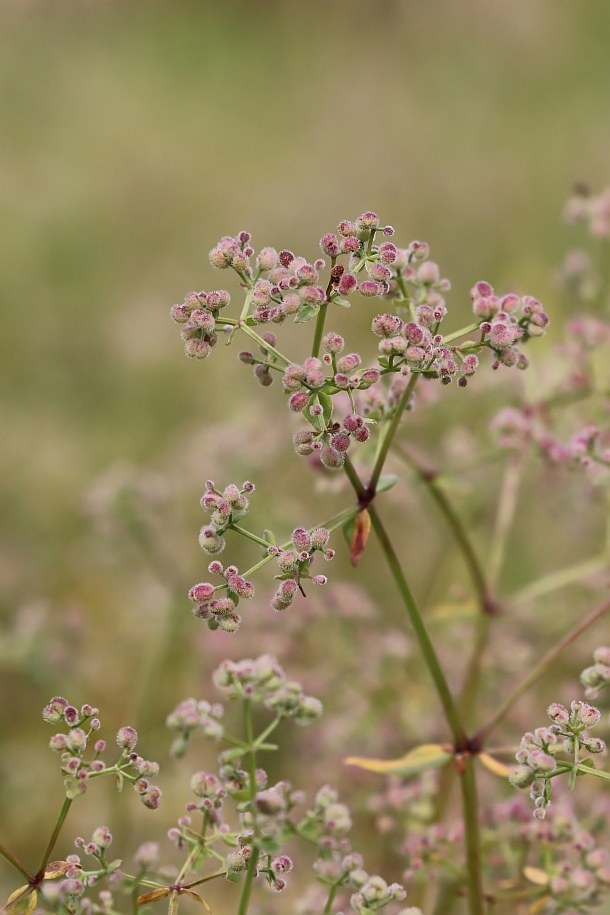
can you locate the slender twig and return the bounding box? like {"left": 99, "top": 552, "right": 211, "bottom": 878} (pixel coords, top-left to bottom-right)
{"left": 37, "top": 797, "right": 72, "bottom": 876}
{"left": 459, "top": 757, "right": 485, "bottom": 915}
{"left": 487, "top": 457, "right": 523, "bottom": 591}
{"left": 342, "top": 457, "right": 466, "bottom": 743}
{"left": 311, "top": 301, "right": 330, "bottom": 360}
{"left": 237, "top": 700, "right": 259, "bottom": 915}
{"left": 0, "top": 843, "right": 31, "bottom": 881}
{"left": 367, "top": 374, "right": 419, "bottom": 495}
{"left": 475, "top": 595, "right": 610, "bottom": 743}
{"left": 394, "top": 446, "right": 491, "bottom": 611}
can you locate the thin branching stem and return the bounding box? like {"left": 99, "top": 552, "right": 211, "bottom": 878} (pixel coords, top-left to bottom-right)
{"left": 475, "top": 594, "right": 610, "bottom": 743}
{"left": 37, "top": 796, "right": 72, "bottom": 877}
{"left": 237, "top": 700, "right": 260, "bottom": 915}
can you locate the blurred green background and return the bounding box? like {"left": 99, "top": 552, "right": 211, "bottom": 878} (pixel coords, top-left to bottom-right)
{"left": 1, "top": 0, "right": 610, "bottom": 908}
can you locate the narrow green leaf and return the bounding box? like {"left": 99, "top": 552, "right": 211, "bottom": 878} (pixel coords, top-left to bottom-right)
{"left": 578, "top": 762, "right": 610, "bottom": 781}
{"left": 376, "top": 474, "right": 399, "bottom": 494}
{"left": 295, "top": 303, "right": 319, "bottom": 324}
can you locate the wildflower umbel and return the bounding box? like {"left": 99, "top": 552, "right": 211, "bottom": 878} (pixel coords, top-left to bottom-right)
{"left": 510, "top": 700, "right": 606, "bottom": 819}
{"left": 171, "top": 212, "right": 549, "bottom": 466}
{"left": 43, "top": 696, "right": 162, "bottom": 808}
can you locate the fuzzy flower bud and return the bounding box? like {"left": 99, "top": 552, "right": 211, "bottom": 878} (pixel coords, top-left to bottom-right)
{"left": 116, "top": 726, "right": 138, "bottom": 751}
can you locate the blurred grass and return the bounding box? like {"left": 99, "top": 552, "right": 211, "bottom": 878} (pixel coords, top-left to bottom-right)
{"left": 1, "top": 0, "right": 610, "bottom": 902}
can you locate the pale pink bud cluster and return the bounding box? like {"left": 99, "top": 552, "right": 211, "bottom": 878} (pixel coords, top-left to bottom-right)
{"left": 371, "top": 309, "right": 478, "bottom": 387}
{"left": 43, "top": 697, "right": 160, "bottom": 807}
{"left": 170, "top": 289, "right": 229, "bottom": 359}
{"left": 581, "top": 646, "right": 610, "bottom": 699}
{"left": 166, "top": 697, "right": 224, "bottom": 758}
{"left": 471, "top": 281, "right": 549, "bottom": 370}
{"left": 564, "top": 185, "right": 610, "bottom": 238}
{"left": 269, "top": 527, "right": 334, "bottom": 609}
{"left": 350, "top": 876, "right": 407, "bottom": 914}
{"left": 188, "top": 560, "right": 254, "bottom": 634}
{"left": 196, "top": 479, "right": 254, "bottom": 557}
{"left": 511, "top": 700, "right": 605, "bottom": 818}
{"left": 212, "top": 654, "right": 322, "bottom": 727}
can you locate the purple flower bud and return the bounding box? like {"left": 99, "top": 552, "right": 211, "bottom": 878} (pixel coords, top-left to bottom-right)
{"left": 547, "top": 703, "right": 569, "bottom": 724}
{"left": 303, "top": 356, "right": 326, "bottom": 388}
{"left": 360, "top": 368, "right": 380, "bottom": 386}
{"left": 254, "top": 364, "right": 272, "bottom": 386}
{"left": 293, "top": 429, "right": 315, "bottom": 456}
{"left": 184, "top": 338, "right": 212, "bottom": 359}
{"left": 170, "top": 303, "right": 191, "bottom": 323}
{"left": 340, "top": 236, "right": 361, "bottom": 254}
{"left": 272, "top": 855, "right": 293, "bottom": 874}
{"left": 288, "top": 392, "right": 309, "bottom": 412}
{"left": 310, "top": 528, "right": 330, "bottom": 549}
{"left": 359, "top": 280, "right": 384, "bottom": 297}
{"left": 337, "top": 272, "right": 358, "bottom": 295}
{"left": 352, "top": 426, "right": 370, "bottom": 443}
{"left": 368, "top": 262, "right": 391, "bottom": 283}
{"left": 140, "top": 785, "right": 162, "bottom": 810}
{"left": 67, "top": 728, "right": 88, "bottom": 752}
{"left": 116, "top": 726, "right": 138, "bottom": 751}
{"left": 298, "top": 287, "right": 324, "bottom": 309}
{"left": 271, "top": 579, "right": 298, "bottom": 611}
{"left": 227, "top": 575, "right": 255, "bottom": 599}
{"left": 322, "top": 332, "right": 345, "bottom": 354}
{"left": 417, "top": 261, "right": 440, "bottom": 284}
{"left": 198, "top": 528, "right": 225, "bottom": 554}
{"left": 49, "top": 733, "right": 68, "bottom": 751}
{"left": 91, "top": 826, "right": 112, "bottom": 849}
{"left": 320, "top": 445, "right": 345, "bottom": 469}
{"left": 64, "top": 706, "right": 79, "bottom": 726}
{"left": 372, "top": 314, "right": 403, "bottom": 337}
{"left": 378, "top": 242, "right": 397, "bottom": 263}
{"left": 337, "top": 219, "right": 358, "bottom": 237}
{"left": 331, "top": 432, "right": 350, "bottom": 452}
{"left": 43, "top": 697, "right": 69, "bottom": 723}
{"left": 189, "top": 582, "right": 215, "bottom": 603}
{"left": 320, "top": 233, "right": 340, "bottom": 257}
{"left": 257, "top": 247, "right": 279, "bottom": 271}
{"left": 356, "top": 211, "right": 380, "bottom": 230}
{"left": 292, "top": 528, "right": 312, "bottom": 551}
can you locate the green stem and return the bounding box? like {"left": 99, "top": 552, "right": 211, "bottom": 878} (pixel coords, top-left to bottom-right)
{"left": 459, "top": 756, "right": 485, "bottom": 915}
{"left": 475, "top": 594, "right": 610, "bottom": 743}
{"left": 343, "top": 454, "right": 485, "bottom": 914}
{"left": 229, "top": 524, "right": 271, "bottom": 549}
{"left": 443, "top": 322, "right": 481, "bottom": 345}
{"left": 368, "top": 373, "right": 419, "bottom": 495}
{"left": 0, "top": 843, "right": 31, "bottom": 881}
{"left": 367, "top": 502, "right": 467, "bottom": 745}
{"left": 311, "top": 301, "right": 329, "bottom": 360}
{"left": 487, "top": 457, "right": 523, "bottom": 591}
{"left": 218, "top": 320, "right": 292, "bottom": 368}
{"left": 239, "top": 506, "right": 360, "bottom": 581}
{"left": 237, "top": 701, "right": 259, "bottom": 915}
{"left": 393, "top": 445, "right": 496, "bottom": 727}
{"left": 37, "top": 797, "right": 72, "bottom": 876}
{"left": 323, "top": 883, "right": 339, "bottom": 914}
{"left": 395, "top": 447, "right": 490, "bottom": 611}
